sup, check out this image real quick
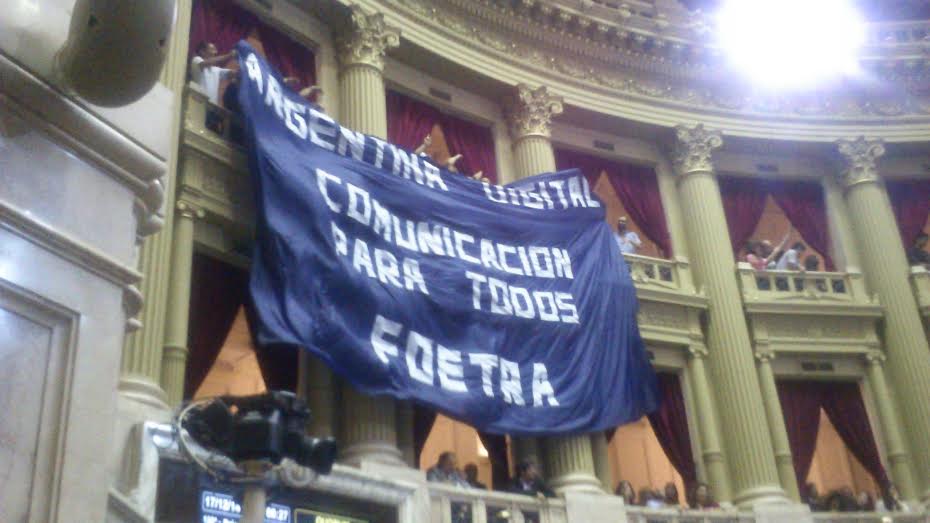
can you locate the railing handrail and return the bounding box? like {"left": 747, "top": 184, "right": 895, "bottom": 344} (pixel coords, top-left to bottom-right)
{"left": 427, "top": 482, "right": 566, "bottom": 508}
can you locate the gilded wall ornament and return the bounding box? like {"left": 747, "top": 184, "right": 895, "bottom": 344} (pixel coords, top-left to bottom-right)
{"left": 503, "top": 84, "right": 564, "bottom": 139}
{"left": 836, "top": 137, "right": 886, "bottom": 188}
{"left": 336, "top": 5, "right": 401, "bottom": 70}
{"left": 672, "top": 124, "right": 723, "bottom": 175}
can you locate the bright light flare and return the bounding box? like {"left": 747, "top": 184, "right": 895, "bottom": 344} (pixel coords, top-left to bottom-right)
{"left": 716, "top": 0, "right": 866, "bottom": 89}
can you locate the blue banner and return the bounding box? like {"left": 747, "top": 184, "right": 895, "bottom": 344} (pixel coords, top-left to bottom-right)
{"left": 237, "top": 42, "right": 658, "bottom": 435}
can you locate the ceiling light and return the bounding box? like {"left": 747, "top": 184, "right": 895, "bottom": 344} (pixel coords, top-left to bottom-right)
{"left": 716, "top": 0, "right": 866, "bottom": 89}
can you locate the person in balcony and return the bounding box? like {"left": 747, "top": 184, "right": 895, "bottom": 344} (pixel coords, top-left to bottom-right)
{"left": 190, "top": 42, "right": 236, "bottom": 105}
{"left": 802, "top": 482, "right": 824, "bottom": 511}
{"left": 906, "top": 233, "right": 930, "bottom": 268}
{"left": 615, "top": 216, "right": 642, "bottom": 255}
{"left": 775, "top": 241, "right": 807, "bottom": 271}
{"left": 463, "top": 463, "right": 487, "bottom": 490}
{"left": 662, "top": 482, "right": 682, "bottom": 508}
{"left": 614, "top": 480, "right": 636, "bottom": 505}
{"left": 877, "top": 483, "right": 910, "bottom": 512}
{"left": 507, "top": 461, "right": 555, "bottom": 499}
{"left": 746, "top": 230, "right": 790, "bottom": 271}
{"left": 689, "top": 482, "right": 720, "bottom": 510}
{"left": 856, "top": 491, "right": 876, "bottom": 511}
{"left": 427, "top": 451, "right": 469, "bottom": 487}
{"left": 283, "top": 77, "right": 324, "bottom": 110}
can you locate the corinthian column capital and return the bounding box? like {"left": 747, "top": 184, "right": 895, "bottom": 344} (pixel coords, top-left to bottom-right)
{"left": 336, "top": 5, "right": 400, "bottom": 71}
{"left": 672, "top": 124, "right": 723, "bottom": 176}
{"left": 503, "top": 84, "right": 564, "bottom": 141}
{"left": 836, "top": 137, "right": 885, "bottom": 189}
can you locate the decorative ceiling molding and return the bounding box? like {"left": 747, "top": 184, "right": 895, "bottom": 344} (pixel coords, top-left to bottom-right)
{"left": 384, "top": 0, "right": 930, "bottom": 122}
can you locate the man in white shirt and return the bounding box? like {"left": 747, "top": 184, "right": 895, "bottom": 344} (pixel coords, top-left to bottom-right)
{"left": 775, "top": 241, "right": 806, "bottom": 271}
{"left": 614, "top": 216, "right": 642, "bottom": 255}
{"left": 190, "top": 42, "right": 236, "bottom": 105}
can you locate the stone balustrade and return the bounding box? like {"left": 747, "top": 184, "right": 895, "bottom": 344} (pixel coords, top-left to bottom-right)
{"left": 737, "top": 262, "right": 876, "bottom": 313}
{"left": 624, "top": 253, "right": 698, "bottom": 297}
{"left": 908, "top": 265, "right": 930, "bottom": 317}
{"left": 429, "top": 483, "right": 568, "bottom": 523}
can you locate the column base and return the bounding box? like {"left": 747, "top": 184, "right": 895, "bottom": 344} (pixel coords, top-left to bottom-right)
{"left": 549, "top": 471, "right": 604, "bottom": 495}
{"left": 339, "top": 441, "right": 405, "bottom": 468}
{"left": 753, "top": 501, "right": 813, "bottom": 523}
{"left": 118, "top": 375, "right": 170, "bottom": 411}
{"left": 734, "top": 485, "right": 792, "bottom": 509}
{"left": 563, "top": 491, "right": 627, "bottom": 523}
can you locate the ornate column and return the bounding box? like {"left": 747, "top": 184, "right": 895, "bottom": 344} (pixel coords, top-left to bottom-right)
{"left": 119, "top": 0, "right": 194, "bottom": 409}
{"left": 504, "top": 84, "right": 562, "bottom": 177}
{"left": 837, "top": 137, "right": 930, "bottom": 499}
{"left": 160, "top": 201, "right": 203, "bottom": 406}
{"left": 335, "top": 6, "right": 404, "bottom": 467}
{"left": 296, "top": 352, "right": 336, "bottom": 439}
{"left": 655, "top": 156, "right": 690, "bottom": 258}
{"left": 821, "top": 174, "right": 861, "bottom": 272}
{"left": 336, "top": 5, "right": 399, "bottom": 140}
{"left": 503, "top": 84, "right": 599, "bottom": 493}
{"left": 590, "top": 433, "right": 613, "bottom": 492}
{"left": 672, "top": 125, "right": 787, "bottom": 507}
{"left": 754, "top": 349, "right": 800, "bottom": 501}
{"left": 864, "top": 351, "right": 918, "bottom": 500}
{"left": 685, "top": 345, "right": 732, "bottom": 503}
{"left": 396, "top": 402, "right": 417, "bottom": 467}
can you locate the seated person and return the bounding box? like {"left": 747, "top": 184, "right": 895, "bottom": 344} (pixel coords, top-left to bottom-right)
{"left": 507, "top": 461, "right": 555, "bottom": 498}
{"left": 614, "top": 480, "right": 636, "bottom": 505}
{"left": 663, "top": 482, "right": 682, "bottom": 508}
{"left": 775, "top": 242, "right": 807, "bottom": 271}
{"left": 907, "top": 233, "right": 930, "bottom": 268}
{"left": 426, "top": 452, "right": 469, "bottom": 487}
{"left": 689, "top": 482, "right": 720, "bottom": 510}
{"left": 638, "top": 487, "right": 665, "bottom": 508}
{"left": 802, "top": 482, "right": 824, "bottom": 511}
{"left": 463, "top": 463, "right": 487, "bottom": 489}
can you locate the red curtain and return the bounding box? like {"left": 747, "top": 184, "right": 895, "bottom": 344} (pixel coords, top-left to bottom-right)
{"left": 769, "top": 181, "right": 835, "bottom": 270}
{"left": 820, "top": 382, "right": 891, "bottom": 489}
{"left": 555, "top": 148, "right": 673, "bottom": 258}
{"left": 477, "top": 432, "right": 510, "bottom": 489}
{"left": 386, "top": 90, "right": 499, "bottom": 182}
{"left": 254, "top": 342, "right": 298, "bottom": 392}
{"left": 438, "top": 113, "right": 498, "bottom": 183}
{"left": 719, "top": 176, "right": 769, "bottom": 256}
{"left": 776, "top": 381, "right": 824, "bottom": 488}
{"left": 386, "top": 90, "right": 442, "bottom": 150}
{"left": 184, "top": 253, "right": 250, "bottom": 399}
{"left": 777, "top": 381, "right": 890, "bottom": 489}
{"left": 189, "top": 0, "right": 316, "bottom": 87}
{"left": 413, "top": 404, "right": 438, "bottom": 466}
{"left": 647, "top": 373, "right": 698, "bottom": 488}
{"left": 887, "top": 179, "right": 930, "bottom": 248}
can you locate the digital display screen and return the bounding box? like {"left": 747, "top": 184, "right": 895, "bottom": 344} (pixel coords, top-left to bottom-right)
{"left": 294, "top": 508, "right": 368, "bottom": 523}
{"left": 200, "top": 490, "right": 291, "bottom": 523}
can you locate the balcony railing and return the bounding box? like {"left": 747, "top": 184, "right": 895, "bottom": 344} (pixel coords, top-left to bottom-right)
{"left": 184, "top": 83, "right": 245, "bottom": 146}
{"left": 624, "top": 254, "right": 699, "bottom": 297}
{"left": 811, "top": 513, "right": 928, "bottom": 523}
{"left": 626, "top": 507, "right": 752, "bottom": 523}
{"left": 427, "top": 486, "right": 929, "bottom": 523}
{"left": 909, "top": 265, "right": 930, "bottom": 317}
{"left": 737, "top": 262, "right": 875, "bottom": 311}
{"left": 428, "top": 483, "right": 567, "bottom": 523}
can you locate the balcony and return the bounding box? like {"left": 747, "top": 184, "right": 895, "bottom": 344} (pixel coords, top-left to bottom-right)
{"left": 737, "top": 263, "right": 882, "bottom": 357}
{"left": 428, "top": 483, "right": 567, "bottom": 523}
{"left": 908, "top": 266, "right": 930, "bottom": 318}
{"left": 737, "top": 263, "right": 879, "bottom": 316}
{"left": 624, "top": 254, "right": 707, "bottom": 347}
{"left": 426, "top": 485, "right": 928, "bottom": 523}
